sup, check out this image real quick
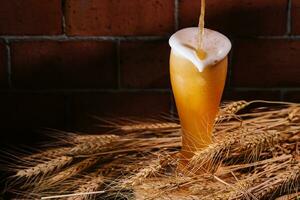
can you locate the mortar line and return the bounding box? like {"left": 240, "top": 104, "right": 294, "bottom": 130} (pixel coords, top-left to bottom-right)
{"left": 287, "top": 0, "right": 292, "bottom": 35}
{"left": 256, "top": 35, "right": 300, "bottom": 39}
{"left": 2, "top": 35, "right": 300, "bottom": 42}
{"left": 0, "top": 88, "right": 172, "bottom": 94}
{"left": 0, "top": 35, "right": 169, "bottom": 42}
{"left": 174, "top": 0, "right": 179, "bottom": 30}
{"left": 232, "top": 87, "right": 300, "bottom": 91}
{"left": 61, "top": 0, "right": 67, "bottom": 34}
{"left": 4, "top": 40, "right": 12, "bottom": 88}
{"left": 1, "top": 87, "right": 299, "bottom": 93}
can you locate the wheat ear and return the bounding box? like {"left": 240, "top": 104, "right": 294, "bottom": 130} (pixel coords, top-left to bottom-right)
{"left": 253, "top": 162, "right": 300, "bottom": 199}
{"left": 233, "top": 130, "right": 282, "bottom": 162}
{"left": 189, "top": 132, "right": 238, "bottom": 171}
{"left": 37, "top": 157, "right": 99, "bottom": 190}
{"left": 120, "top": 122, "right": 180, "bottom": 132}
{"left": 70, "top": 134, "right": 120, "bottom": 144}
{"left": 222, "top": 177, "right": 257, "bottom": 200}
{"left": 190, "top": 129, "right": 282, "bottom": 170}
{"left": 69, "top": 135, "right": 119, "bottom": 156}
{"left": 16, "top": 156, "right": 73, "bottom": 179}
{"left": 122, "top": 155, "right": 173, "bottom": 187}
{"left": 67, "top": 176, "right": 103, "bottom": 200}
{"left": 222, "top": 101, "right": 249, "bottom": 114}
{"left": 24, "top": 147, "right": 70, "bottom": 161}
{"left": 216, "top": 100, "right": 249, "bottom": 121}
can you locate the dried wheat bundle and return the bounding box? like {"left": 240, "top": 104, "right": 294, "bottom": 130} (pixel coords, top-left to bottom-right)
{"left": 2, "top": 100, "right": 300, "bottom": 200}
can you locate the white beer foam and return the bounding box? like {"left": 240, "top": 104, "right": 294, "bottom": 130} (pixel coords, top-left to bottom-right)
{"left": 169, "top": 27, "right": 231, "bottom": 72}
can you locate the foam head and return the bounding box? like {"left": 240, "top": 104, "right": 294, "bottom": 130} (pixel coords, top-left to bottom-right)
{"left": 169, "top": 28, "right": 231, "bottom": 72}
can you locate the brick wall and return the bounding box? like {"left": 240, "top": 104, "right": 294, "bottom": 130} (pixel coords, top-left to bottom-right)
{"left": 0, "top": 0, "right": 299, "bottom": 143}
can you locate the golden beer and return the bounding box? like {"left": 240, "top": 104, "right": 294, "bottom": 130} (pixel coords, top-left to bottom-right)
{"left": 169, "top": 28, "right": 231, "bottom": 158}
{"left": 170, "top": 52, "right": 227, "bottom": 158}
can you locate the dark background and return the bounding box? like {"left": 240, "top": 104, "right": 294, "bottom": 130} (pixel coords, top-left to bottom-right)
{"left": 0, "top": 0, "right": 300, "bottom": 147}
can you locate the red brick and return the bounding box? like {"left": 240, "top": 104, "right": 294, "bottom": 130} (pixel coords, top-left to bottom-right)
{"left": 0, "top": 0, "right": 62, "bottom": 35}
{"left": 65, "top": 0, "right": 174, "bottom": 36}
{"left": 231, "top": 39, "right": 300, "bottom": 87}
{"left": 223, "top": 89, "right": 281, "bottom": 101}
{"left": 0, "top": 42, "right": 7, "bottom": 88}
{"left": 179, "top": 0, "right": 287, "bottom": 36}
{"left": 11, "top": 41, "right": 117, "bottom": 89}
{"left": 0, "top": 93, "right": 65, "bottom": 130}
{"left": 68, "top": 92, "right": 171, "bottom": 132}
{"left": 292, "top": 0, "right": 300, "bottom": 34}
{"left": 120, "top": 41, "right": 170, "bottom": 89}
